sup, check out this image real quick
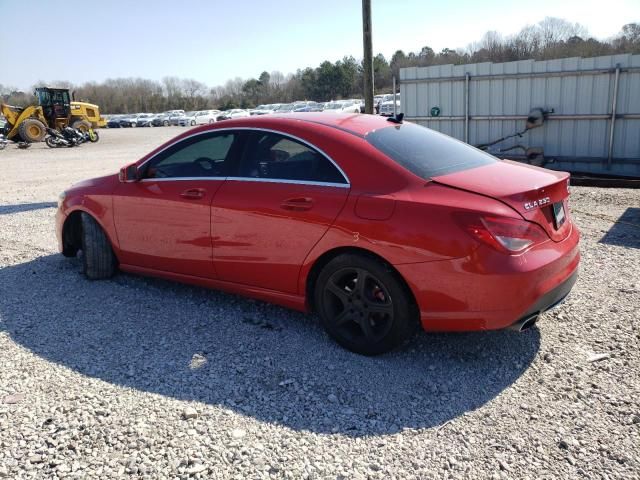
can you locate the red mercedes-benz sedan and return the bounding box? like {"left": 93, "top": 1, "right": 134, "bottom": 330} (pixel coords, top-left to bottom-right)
{"left": 56, "top": 113, "right": 579, "bottom": 355}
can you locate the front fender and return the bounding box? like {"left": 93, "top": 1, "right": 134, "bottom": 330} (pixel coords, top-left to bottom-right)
{"left": 58, "top": 193, "right": 121, "bottom": 260}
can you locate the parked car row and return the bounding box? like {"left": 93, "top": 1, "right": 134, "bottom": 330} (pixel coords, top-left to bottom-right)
{"left": 103, "top": 95, "right": 401, "bottom": 128}
{"left": 105, "top": 110, "right": 215, "bottom": 128}
{"left": 249, "top": 100, "right": 362, "bottom": 115}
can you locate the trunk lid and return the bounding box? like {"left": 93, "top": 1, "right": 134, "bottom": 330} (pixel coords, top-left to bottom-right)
{"left": 432, "top": 160, "right": 572, "bottom": 241}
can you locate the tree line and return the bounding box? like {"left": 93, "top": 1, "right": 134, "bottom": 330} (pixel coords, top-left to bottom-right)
{"left": 1, "top": 18, "right": 638, "bottom": 114}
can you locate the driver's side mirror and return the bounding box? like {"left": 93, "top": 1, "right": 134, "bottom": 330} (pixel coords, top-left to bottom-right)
{"left": 119, "top": 163, "right": 139, "bottom": 183}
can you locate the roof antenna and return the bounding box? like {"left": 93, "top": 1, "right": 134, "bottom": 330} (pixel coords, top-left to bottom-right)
{"left": 387, "top": 112, "right": 404, "bottom": 124}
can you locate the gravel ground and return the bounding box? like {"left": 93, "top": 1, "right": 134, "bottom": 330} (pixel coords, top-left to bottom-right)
{"left": 1, "top": 128, "right": 639, "bottom": 479}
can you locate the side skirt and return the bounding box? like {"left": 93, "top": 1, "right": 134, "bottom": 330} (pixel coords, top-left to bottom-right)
{"left": 119, "top": 264, "right": 308, "bottom": 313}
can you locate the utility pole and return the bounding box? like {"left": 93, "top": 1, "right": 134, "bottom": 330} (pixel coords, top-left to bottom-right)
{"left": 362, "top": 0, "right": 374, "bottom": 114}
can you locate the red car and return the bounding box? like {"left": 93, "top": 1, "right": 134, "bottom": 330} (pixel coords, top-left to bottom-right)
{"left": 56, "top": 113, "right": 579, "bottom": 355}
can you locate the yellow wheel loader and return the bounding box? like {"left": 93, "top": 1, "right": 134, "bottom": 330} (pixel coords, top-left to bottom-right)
{"left": 0, "top": 87, "right": 106, "bottom": 143}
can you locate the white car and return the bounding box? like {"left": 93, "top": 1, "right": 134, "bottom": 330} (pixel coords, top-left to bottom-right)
{"left": 250, "top": 104, "right": 281, "bottom": 115}
{"left": 322, "top": 101, "right": 360, "bottom": 114}
{"left": 217, "top": 109, "right": 250, "bottom": 120}
{"left": 193, "top": 110, "right": 221, "bottom": 125}
{"left": 352, "top": 99, "right": 365, "bottom": 113}
{"left": 178, "top": 111, "right": 199, "bottom": 126}
{"left": 379, "top": 99, "right": 401, "bottom": 117}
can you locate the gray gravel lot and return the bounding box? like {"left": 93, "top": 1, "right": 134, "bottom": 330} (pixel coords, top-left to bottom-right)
{"left": 1, "top": 128, "right": 639, "bottom": 479}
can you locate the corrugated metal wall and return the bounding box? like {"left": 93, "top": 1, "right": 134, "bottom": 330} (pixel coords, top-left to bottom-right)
{"left": 400, "top": 54, "right": 640, "bottom": 177}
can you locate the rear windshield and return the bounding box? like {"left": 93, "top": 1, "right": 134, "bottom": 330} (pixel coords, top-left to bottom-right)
{"left": 366, "top": 122, "right": 497, "bottom": 178}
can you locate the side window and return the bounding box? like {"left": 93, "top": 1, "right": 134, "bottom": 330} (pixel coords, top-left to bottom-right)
{"left": 237, "top": 132, "right": 346, "bottom": 184}
{"left": 144, "top": 132, "right": 236, "bottom": 179}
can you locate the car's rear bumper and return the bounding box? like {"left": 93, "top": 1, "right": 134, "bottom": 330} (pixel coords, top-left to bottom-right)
{"left": 517, "top": 267, "right": 578, "bottom": 321}
{"left": 396, "top": 223, "right": 580, "bottom": 332}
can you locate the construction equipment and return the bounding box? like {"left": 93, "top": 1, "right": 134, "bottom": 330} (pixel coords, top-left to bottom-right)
{"left": 0, "top": 88, "right": 105, "bottom": 143}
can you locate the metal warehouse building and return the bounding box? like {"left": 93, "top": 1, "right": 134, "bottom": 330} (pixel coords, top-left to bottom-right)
{"left": 399, "top": 54, "right": 640, "bottom": 177}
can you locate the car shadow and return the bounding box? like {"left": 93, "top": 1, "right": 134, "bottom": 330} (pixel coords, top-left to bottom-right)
{"left": 599, "top": 207, "right": 640, "bottom": 249}
{"left": 0, "top": 202, "right": 57, "bottom": 215}
{"left": 0, "top": 254, "right": 540, "bottom": 437}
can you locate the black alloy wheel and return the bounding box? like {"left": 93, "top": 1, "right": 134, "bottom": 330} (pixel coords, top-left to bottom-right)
{"left": 315, "top": 254, "right": 417, "bottom": 355}
{"left": 324, "top": 266, "right": 394, "bottom": 342}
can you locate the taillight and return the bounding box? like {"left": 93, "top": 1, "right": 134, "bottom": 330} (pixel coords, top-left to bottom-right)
{"left": 457, "top": 213, "right": 549, "bottom": 254}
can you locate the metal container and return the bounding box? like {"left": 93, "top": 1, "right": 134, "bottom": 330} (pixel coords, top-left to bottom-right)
{"left": 400, "top": 54, "right": 640, "bottom": 177}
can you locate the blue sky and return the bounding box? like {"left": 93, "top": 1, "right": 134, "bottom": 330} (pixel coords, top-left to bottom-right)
{"left": 0, "top": 0, "right": 637, "bottom": 89}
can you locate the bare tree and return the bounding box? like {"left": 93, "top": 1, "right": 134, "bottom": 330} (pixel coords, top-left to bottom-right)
{"left": 510, "top": 24, "right": 542, "bottom": 58}
{"left": 538, "top": 17, "right": 588, "bottom": 47}
{"left": 162, "top": 76, "right": 183, "bottom": 98}
{"left": 182, "top": 79, "right": 207, "bottom": 98}
{"left": 269, "top": 71, "right": 286, "bottom": 91}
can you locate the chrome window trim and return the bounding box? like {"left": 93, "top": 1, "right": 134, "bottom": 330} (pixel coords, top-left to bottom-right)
{"left": 139, "top": 176, "right": 348, "bottom": 188}
{"left": 136, "top": 127, "right": 350, "bottom": 186}
{"left": 226, "top": 177, "right": 350, "bottom": 188}
{"left": 140, "top": 176, "right": 227, "bottom": 182}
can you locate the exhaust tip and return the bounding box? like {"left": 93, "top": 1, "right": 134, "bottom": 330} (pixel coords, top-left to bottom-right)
{"left": 508, "top": 314, "right": 539, "bottom": 332}
{"left": 520, "top": 316, "right": 538, "bottom": 331}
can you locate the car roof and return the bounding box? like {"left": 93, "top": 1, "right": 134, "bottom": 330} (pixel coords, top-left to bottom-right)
{"left": 185, "top": 114, "right": 393, "bottom": 137}
{"left": 258, "top": 112, "right": 392, "bottom": 137}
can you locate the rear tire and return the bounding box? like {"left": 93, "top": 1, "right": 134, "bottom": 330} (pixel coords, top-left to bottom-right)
{"left": 80, "top": 213, "right": 116, "bottom": 280}
{"left": 45, "top": 136, "right": 59, "bottom": 148}
{"left": 314, "top": 254, "right": 418, "bottom": 355}
{"left": 18, "top": 118, "right": 46, "bottom": 142}
{"left": 71, "top": 120, "right": 91, "bottom": 132}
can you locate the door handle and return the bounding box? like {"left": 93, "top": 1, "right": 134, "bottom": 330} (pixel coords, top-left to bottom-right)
{"left": 280, "top": 197, "right": 313, "bottom": 211}
{"left": 180, "top": 188, "right": 206, "bottom": 199}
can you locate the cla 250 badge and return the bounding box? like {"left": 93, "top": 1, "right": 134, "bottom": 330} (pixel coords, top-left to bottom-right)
{"left": 524, "top": 196, "right": 551, "bottom": 210}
